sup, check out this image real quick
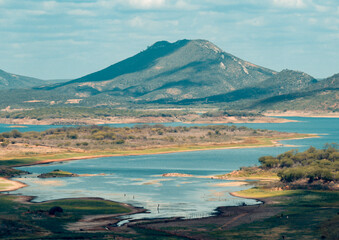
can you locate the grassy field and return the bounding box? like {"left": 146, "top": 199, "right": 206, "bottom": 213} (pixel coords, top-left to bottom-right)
{"left": 0, "top": 195, "right": 127, "bottom": 239}
{"left": 0, "top": 195, "right": 186, "bottom": 239}
{"left": 218, "top": 190, "right": 339, "bottom": 240}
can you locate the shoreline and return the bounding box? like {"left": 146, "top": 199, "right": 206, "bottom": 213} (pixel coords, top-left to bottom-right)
{"left": 0, "top": 177, "right": 27, "bottom": 192}
{"left": 0, "top": 133, "right": 320, "bottom": 235}
{"left": 0, "top": 115, "right": 296, "bottom": 126}
{"left": 8, "top": 134, "right": 316, "bottom": 168}
{"left": 264, "top": 111, "right": 339, "bottom": 118}
{"left": 1, "top": 134, "right": 315, "bottom": 197}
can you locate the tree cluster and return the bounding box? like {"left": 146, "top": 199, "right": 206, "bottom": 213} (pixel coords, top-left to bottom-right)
{"left": 258, "top": 144, "right": 339, "bottom": 183}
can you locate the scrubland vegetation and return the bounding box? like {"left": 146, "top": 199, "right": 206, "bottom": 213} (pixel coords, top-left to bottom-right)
{"left": 0, "top": 107, "right": 187, "bottom": 120}
{"left": 0, "top": 107, "right": 276, "bottom": 125}
{"left": 0, "top": 125, "right": 302, "bottom": 164}
{"left": 224, "top": 144, "right": 339, "bottom": 190}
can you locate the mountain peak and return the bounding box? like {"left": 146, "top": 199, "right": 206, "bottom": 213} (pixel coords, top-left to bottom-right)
{"left": 148, "top": 39, "right": 190, "bottom": 50}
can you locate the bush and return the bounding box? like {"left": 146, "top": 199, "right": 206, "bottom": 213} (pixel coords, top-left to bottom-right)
{"left": 11, "top": 130, "right": 22, "bottom": 138}
{"left": 259, "top": 156, "right": 279, "bottom": 169}
{"left": 67, "top": 133, "right": 78, "bottom": 139}
{"left": 115, "top": 139, "right": 125, "bottom": 144}
{"left": 278, "top": 168, "right": 305, "bottom": 182}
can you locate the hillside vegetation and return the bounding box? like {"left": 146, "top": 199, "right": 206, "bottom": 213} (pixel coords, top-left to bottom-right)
{"left": 225, "top": 145, "right": 339, "bottom": 189}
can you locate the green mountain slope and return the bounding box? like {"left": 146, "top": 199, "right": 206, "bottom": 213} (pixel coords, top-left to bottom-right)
{"left": 250, "top": 73, "right": 339, "bottom": 111}
{"left": 37, "top": 39, "right": 276, "bottom": 104}
{"left": 175, "top": 69, "right": 318, "bottom": 105}
{"left": 0, "top": 40, "right": 336, "bottom": 112}
{"left": 0, "top": 69, "right": 45, "bottom": 89}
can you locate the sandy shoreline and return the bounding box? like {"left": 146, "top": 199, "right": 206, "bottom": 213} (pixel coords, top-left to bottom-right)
{"left": 264, "top": 111, "right": 339, "bottom": 118}
{"left": 0, "top": 177, "right": 27, "bottom": 192}
{"left": 9, "top": 135, "right": 315, "bottom": 168}
{"left": 0, "top": 115, "right": 297, "bottom": 126}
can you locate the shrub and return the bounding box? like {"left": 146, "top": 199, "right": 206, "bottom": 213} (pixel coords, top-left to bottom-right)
{"left": 259, "top": 156, "right": 279, "bottom": 169}
{"left": 278, "top": 168, "right": 305, "bottom": 182}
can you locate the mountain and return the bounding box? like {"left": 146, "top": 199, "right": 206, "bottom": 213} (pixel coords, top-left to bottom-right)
{"left": 0, "top": 69, "right": 45, "bottom": 89}
{"left": 174, "top": 69, "right": 318, "bottom": 105}
{"left": 39, "top": 39, "right": 276, "bottom": 104}
{"left": 0, "top": 39, "right": 337, "bottom": 112}
{"left": 249, "top": 73, "right": 339, "bottom": 111}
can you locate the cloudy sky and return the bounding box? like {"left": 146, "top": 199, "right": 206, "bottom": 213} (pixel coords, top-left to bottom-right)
{"left": 0, "top": 0, "right": 338, "bottom": 79}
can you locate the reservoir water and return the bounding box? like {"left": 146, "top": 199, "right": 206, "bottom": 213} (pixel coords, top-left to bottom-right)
{"left": 9, "top": 117, "right": 339, "bottom": 220}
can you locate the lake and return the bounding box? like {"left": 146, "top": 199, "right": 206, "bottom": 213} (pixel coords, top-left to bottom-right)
{"left": 9, "top": 117, "right": 339, "bottom": 221}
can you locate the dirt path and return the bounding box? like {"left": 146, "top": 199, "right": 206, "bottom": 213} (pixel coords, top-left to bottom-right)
{"left": 218, "top": 212, "right": 248, "bottom": 229}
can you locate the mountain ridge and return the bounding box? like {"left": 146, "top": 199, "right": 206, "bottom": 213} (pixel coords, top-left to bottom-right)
{"left": 0, "top": 69, "right": 46, "bottom": 89}
{"left": 36, "top": 39, "right": 276, "bottom": 104}
{"left": 0, "top": 39, "right": 337, "bottom": 112}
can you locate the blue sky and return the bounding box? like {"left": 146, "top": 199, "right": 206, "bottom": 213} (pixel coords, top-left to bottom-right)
{"left": 0, "top": 0, "right": 338, "bottom": 79}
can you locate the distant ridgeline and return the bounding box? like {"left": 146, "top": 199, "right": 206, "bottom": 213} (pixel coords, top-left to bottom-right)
{"left": 0, "top": 39, "right": 338, "bottom": 112}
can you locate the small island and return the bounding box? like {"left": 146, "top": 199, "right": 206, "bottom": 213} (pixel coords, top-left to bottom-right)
{"left": 37, "top": 169, "right": 79, "bottom": 178}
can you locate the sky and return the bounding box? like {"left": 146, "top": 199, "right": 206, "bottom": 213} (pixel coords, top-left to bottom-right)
{"left": 0, "top": 0, "right": 338, "bottom": 80}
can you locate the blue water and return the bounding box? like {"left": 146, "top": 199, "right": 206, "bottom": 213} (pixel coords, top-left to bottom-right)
{"left": 10, "top": 117, "right": 339, "bottom": 220}
{"left": 0, "top": 123, "right": 74, "bottom": 133}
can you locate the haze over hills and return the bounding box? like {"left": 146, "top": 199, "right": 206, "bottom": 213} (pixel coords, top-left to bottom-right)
{"left": 0, "top": 69, "right": 70, "bottom": 90}
{"left": 0, "top": 39, "right": 337, "bottom": 112}
{"left": 0, "top": 69, "right": 45, "bottom": 89}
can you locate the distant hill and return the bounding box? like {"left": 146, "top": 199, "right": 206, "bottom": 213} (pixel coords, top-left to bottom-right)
{"left": 0, "top": 40, "right": 337, "bottom": 112}
{"left": 175, "top": 69, "right": 318, "bottom": 105}
{"left": 250, "top": 73, "right": 339, "bottom": 111}
{"left": 38, "top": 39, "right": 276, "bottom": 104}
{"left": 0, "top": 69, "right": 45, "bottom": 89}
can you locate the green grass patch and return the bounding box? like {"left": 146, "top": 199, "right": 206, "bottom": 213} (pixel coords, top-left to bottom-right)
{"left": 0, "top": 195, "right": 133, "bottom": 239}
{"left": 234, "top": 187, "right": 303, "bottom": 198}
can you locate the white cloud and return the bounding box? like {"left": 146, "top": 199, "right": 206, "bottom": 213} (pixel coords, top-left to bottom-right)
{"left": 273, "top": 0, "right": 306, "bottom": 8}
{"left": 97, "top": 0, "right": 118, "bottom": 8}
{"left": 239, "top": 17, "right": 266, "bottom": 27}
{"left": 42, "top": 1, "right": 58, "bottom": 10}
{"left": 67, "top": 9, "right": 96, "bottom": 16}
{"left": 128, "top": 0, "right": 166, "bottom": 9}
{"left": 129, "top": 16, "right": 145, "bottom": 27}
{"left": 174, "top": 0, "right": 199, "bottom": 10}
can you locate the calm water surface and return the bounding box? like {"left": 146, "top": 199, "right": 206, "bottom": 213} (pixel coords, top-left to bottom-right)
{"left": 10, "top": 117, "right": 339, "bottom": 220}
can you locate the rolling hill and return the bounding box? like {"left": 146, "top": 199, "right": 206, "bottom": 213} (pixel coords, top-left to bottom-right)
{"left": 0, "top": 69, "right": 45, "bottom": 89}
{"left": 0, "top": 39, "right": 337, "bottom": 112}
{"left": 38, "top": 39, "right": 276, "bottom": 104}
{"left": 250, "top": 73, "right": 339, "bottom": 111}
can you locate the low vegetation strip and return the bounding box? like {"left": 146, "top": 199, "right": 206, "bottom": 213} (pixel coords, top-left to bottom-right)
{"left": 37, "top": 169, "right": 79, "bottom": 178}
{"left": 0, "top": 107, "right": 288, "bottom": 125}
{"left": 0, "top": 125, "right": 311, "bottom": 167}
